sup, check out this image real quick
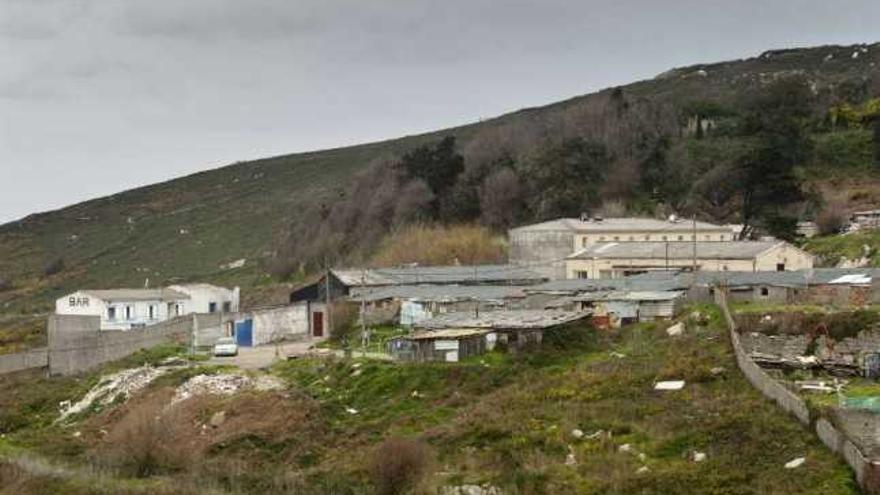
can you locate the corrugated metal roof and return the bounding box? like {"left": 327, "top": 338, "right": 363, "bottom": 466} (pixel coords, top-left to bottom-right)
{"left": 407, "top": 328, "right": 491, "bottom": 340}
{"left": 80, "top": 288, "right": 190, "bottom": 302}
{"left": 331, "top": 265, "right": 545, "bottom": 287}
{"left": 525, "top": 277, "right": 688, "bottom": 294}
{"left": 349, "top": 285, "right": 528, "bottom": 303}
{"left": 572, "top": 290, "right": 684, "bottom": 302}
{"left": 510, "top": 217, "right": 730, "bottom": 233}
{"left": 416, "top": 310, "right": 589, "bottom": 330}
{"left": 568, "top": 241, "right": 784, "bottom": 260}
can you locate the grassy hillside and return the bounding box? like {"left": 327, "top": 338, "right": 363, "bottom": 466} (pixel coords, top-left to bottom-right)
{"left": 1, "top": 42, "right": 879, "bottom": 316}
{"left": 0, "top": 308, "right": 857, "bottom": 494}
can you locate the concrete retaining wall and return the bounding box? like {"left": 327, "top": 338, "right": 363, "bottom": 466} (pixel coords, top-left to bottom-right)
{"left": 0, "top": 347, "right": 48, "bottom": 374}
{"left": 48, "top": 314, "right": 192, "bottom": 376}
{"left": 719, "top": 290, "right": 878, "bottom": 490}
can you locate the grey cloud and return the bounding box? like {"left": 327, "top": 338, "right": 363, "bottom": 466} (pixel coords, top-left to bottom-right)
{"left": 2, "top": 0, "right": 880, "bottom": 224}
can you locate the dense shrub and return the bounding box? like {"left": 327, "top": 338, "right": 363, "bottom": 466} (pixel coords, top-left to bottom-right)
{"left": 370, "top": 437, "right": 433, "bottom": 495}
{"left": 42, "top": 258, "right": 64, "bottom": 277}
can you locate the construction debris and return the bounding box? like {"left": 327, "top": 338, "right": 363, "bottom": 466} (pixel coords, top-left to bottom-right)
{"left": 693, "top": 451, "right": 707, "bottom": 463}
{"left": 654, "top": 380, "right": 686, "bottom": 391}
{"left": 173, "top": 374, "right": 250, "bottom": 403}
{"left": 58, "top": 365, "right": 171, "bottom": 421}
{"left": 571, "top": 428, "right": 584, "bottom": 439}
{"left": 784, "top": 457, "right": 806, "bottom": 469}
{"left": 666, "top": 322, "right": 684, "bottom": 337}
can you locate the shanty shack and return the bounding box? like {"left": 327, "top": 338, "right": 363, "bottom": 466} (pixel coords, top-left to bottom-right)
{"left": 350, "top": 285, "right": 530, "bottom": 326}
{"left": 570, "top": 291, "right": 683, "bottom": 328}
{"left": 415, "top": 310, "right": 590, "bottom": 350}
{"left": 389, "top": 328, "right": 490, "bottom": 362}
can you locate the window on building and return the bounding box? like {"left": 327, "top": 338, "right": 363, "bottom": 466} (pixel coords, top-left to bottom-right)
{"left": 223, "top": 301, "right": 232, "bottom": 312}
{"left": 705, "top": 235, "right": 711, "bottom": 241}
{"left": 125, "top": 306, "right": 132, "bottom": 320}
{"left": 662, "top": 235, "right": 668, "bottom": 241}
{"left": 720, "top": 235, "right": 726, "bottom": 241}
{"left": 209, "top": 302, "right": 218, "bottom": 313}
{"left": 576, "top": 270, "right": 589, "bottom": 279}
{"left": 108, "top": 307, "right": 116, "bottom": 321}
{"left": 581, "top": 237, "right": 588, "bottom": 247}
{"left": 613, "top": 236, "right": 620, "bottom": 241}
{"left": 148, "top": 305, "right": 156, "bottom": 320}
{"left": 599, "top": 236, "right": 606, "bottom": 241}
{"left": 760, "top": 287, "right": 769, "bottom": 296}
{"left": 776, "top": 263, "right": 785, "bottom": 272}
{"left": 644, "top": 235, "right": 650, "bottom": 241}
{"left": 677, "top": 235, "right": 684, "bottom": 241}
{"left": 628, "top": 236, "right": 634, "bottom": 241}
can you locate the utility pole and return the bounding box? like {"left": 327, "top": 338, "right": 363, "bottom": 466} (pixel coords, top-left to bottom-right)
{"left": 360, "top": 268, "right": 369, "bottom": 351}
{"left": 473, "top": 264, "right": 479, "bottom": 318}
{"left": 665, "top": 241, "right": 669, "bottom": 272}
{"left": 692, "top": 213, "right": 698, "bottom": 288}
{"left": 325, "top": 262, "right": 333, "bottom": 341}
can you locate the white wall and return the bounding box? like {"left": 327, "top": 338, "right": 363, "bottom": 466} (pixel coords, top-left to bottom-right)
{"left": 169, "top": 284, "right": 240, "bottom": 314}
{"left": 251, "top": 303, "right": 309, "bottom": 345}
{"left": 55, "top": 292, "right": 179, "bottom": 330}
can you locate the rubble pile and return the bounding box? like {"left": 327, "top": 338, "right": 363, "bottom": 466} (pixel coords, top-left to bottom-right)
{"left": 58, "top": 366, "right": 169, "bottom": 421}
{"left": 172, "top": 373, "right": 284, "bottom": 404}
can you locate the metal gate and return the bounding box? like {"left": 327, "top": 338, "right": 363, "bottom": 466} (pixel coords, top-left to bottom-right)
{"left": 235, "top": 319, "right": 254, "bottom": 347}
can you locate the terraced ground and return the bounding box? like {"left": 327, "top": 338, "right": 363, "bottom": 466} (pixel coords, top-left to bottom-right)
{"left": 0, "top": 306, "right": 857, "bottom": 494}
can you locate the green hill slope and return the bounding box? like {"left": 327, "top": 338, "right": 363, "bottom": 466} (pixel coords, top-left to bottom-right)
{"left": 2, "top": 42, "right": 879, "bottom": 312}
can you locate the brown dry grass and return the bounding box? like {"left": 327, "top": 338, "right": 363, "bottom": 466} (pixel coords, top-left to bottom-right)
{"left": 370, "top": 223, "right": 506, "bottom": 267}
{"left": 370, "top": 437, "right": 435, "bottom": 495}
{"left": 86, "top": 386, "right": 325, "bottom": 481}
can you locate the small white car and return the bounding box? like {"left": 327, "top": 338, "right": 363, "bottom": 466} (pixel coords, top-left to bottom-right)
{"left": 213, "top": 337, "right": 238, "bottom": 357}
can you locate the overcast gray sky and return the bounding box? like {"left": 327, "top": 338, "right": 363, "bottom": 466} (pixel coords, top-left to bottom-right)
{"left": 2, "top": 0, "right": 879, "bottom": 224}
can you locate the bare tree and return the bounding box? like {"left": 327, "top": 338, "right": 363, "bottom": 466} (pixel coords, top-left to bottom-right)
{"left": 479, "top": 168, "right": 523, "bottom": 230}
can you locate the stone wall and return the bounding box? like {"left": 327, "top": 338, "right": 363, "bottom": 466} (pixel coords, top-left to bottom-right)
{"left": 48, "top": 314, "right": 192, "bottom": 376}
{"left": 0, "top": 347, "right": 48, "bottom": 375}
{"left": 719, "top": 291, "right": 879, "bottom": 490}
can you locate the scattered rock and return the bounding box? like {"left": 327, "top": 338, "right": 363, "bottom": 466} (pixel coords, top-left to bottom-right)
{"left": 440, "top": 485, "right": 502, "bottom": 495}
{"left": 220, "top": 258, "right": 246, "bottom": 270}
{"left": 785, "top": 457, "right": 806, "bottom": 469}
{"left": 638, "top": 453, "right": 647, "bottom": 462}
{"left": 619, "top": 443, "right": 632, "bottom": 453}
{"left": 666, "top": 323, "right": 684, "bottom": 337}
{"left": 610, "top": 352, "right": 626, "bottom": 359}
{"left": 585, "top": 430, "right": 605, "bottom": 440}
{"left": 351, "top": 369, "right": 363, "bottom": 377}
{"left": 710, "top": 367, "right": 726, "bottom": 376}
{"left": 571, "top": 428, "right": 584, "bottom": 439}
{"left": 345, "top": 407, "right": 359, "bottom": 415}
{"left": 636, "top": 466, "right": 650, "bottom": 474}
{"left": 693, "top": 451, "right": 707, "bottom": 463}
{"left": 72, "top": 431, "right": 81, "bottom": 438}
{"left": 565, "top": 452, "right": 577, "bottom": 466}
{"left": 209, "top": 411, "right": 226, "bottom": 428}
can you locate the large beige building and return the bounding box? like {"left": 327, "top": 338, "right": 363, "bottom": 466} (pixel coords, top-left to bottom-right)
{"left": 509, "top": 216, "right": 734, "bottom": 279}
{"left": 566, "top": 241, "right": 814, "bottom": 279}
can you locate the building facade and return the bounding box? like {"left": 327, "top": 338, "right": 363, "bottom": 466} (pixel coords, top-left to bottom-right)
{"left": 509, "top": 216, "right": 733, "bottom": 280}
{"left": 565, "top": 241, "right": 813, "bottom": 279}
{"left": 56, "top": 283, "right": 240, "bottom": 331}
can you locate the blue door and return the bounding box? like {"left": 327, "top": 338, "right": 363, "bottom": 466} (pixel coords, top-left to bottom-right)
{"left": 235, "top": 319, "right": 253, "bottom": 347}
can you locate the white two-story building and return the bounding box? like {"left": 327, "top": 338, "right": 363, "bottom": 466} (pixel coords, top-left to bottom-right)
{"left": 56, "top": 284, "right": 240, "bottom": 331}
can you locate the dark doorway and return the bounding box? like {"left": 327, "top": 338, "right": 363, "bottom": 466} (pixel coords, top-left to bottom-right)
{"left": 313, "top": 311, "right": 324, "bottom": 337}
